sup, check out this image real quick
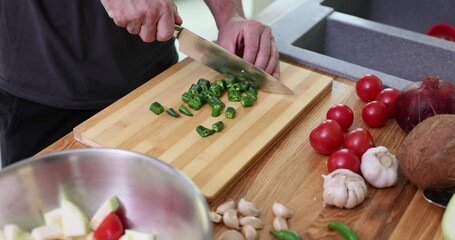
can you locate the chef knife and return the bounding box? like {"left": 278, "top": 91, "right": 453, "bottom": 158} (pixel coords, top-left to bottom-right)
{"left": 173, "top": 25, "right": 294, "bottom": 95}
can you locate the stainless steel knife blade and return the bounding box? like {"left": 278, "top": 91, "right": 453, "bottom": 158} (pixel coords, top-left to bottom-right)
{"left": 173, "top": 25, "right": 294, "bottom": 95}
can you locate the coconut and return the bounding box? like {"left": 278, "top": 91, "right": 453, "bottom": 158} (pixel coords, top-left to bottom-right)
{"left": 398, "top": 114, "right": 455, "bottom": 189}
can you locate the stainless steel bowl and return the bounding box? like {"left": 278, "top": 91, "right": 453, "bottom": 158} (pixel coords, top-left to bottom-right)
{"left": 0, "top": 148, "right": 212, "bottom": 239}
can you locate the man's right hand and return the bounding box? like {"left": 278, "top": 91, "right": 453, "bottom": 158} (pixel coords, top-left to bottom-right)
{"left": 100, "top": 0, "right": 183, "bottom": 42}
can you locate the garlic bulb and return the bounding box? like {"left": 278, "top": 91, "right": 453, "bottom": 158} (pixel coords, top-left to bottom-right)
{"left": 322, "top": 169, "right": 367, "bottom": 209}
{"left": 361, "top": 146, "right": 399, "bottom": 188}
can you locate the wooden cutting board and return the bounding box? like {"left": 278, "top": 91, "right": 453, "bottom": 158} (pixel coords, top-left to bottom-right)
{"left": 73, "top": 58, "right": 333, "bottom": 201}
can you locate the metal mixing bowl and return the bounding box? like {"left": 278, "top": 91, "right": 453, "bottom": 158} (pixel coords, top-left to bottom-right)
{"left": 0, "top": 148, "right": 212, "bottom": 239}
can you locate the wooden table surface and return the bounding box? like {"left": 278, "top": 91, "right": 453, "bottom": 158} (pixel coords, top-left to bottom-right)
{"left": 36, "top": 61, "right": 445, "bottom": 239}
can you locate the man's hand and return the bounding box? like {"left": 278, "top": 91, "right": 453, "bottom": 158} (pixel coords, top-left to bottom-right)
{"left": 100, "top": 0, "right": 182, "bottom": 42}
{"left": 216, "top": 17, "right": 280, "bottom": 79}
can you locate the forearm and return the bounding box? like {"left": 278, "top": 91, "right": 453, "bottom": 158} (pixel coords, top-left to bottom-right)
{"left": 204, "top": 0, "right": 245, "bottom": 29}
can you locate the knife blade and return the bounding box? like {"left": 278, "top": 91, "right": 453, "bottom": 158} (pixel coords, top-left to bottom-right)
{"left": 173, "top": 25, "right": 294, "bottom": 95}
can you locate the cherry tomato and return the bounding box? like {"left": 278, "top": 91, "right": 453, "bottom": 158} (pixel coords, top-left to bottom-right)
{"left": 362, "top": 101, "right": 388, "bottom": 128}
{"left": 94, "top": 213, "right": 124, "bottom": 240}
{"left": 327, "top": 148, "right": 361, "bottom": 174}
{"left": 309, "top": 120, "right": 344, "bottom": 155}
{"left": 356, "top": 74, "right": 383, "bottom": 102}
{"left": 343, "top": 128, "right": 375, "bottom": 158}
{"left": 375, "top": 88, "right": 400, "bottom": 118}
{"left": 326, "top": 104, "right": 354, "bottom": 132}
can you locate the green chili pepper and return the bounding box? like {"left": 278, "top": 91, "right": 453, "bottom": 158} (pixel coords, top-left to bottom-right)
{"left": 240, "top": 95, "right": 255, "bottom": 107}
{"left": 227, "top": 89, "right": 241, "bottom": 102}
{"left": 328, "top": 221, "right": 359, "bottom": 240}
{"left": 196, "top": 125, "right": 215, "bottom": 138}
{"left": 270, "top": 229, "right": 303, "bottom": 240}
{"left": 211, "top": 107, "right": 222, "bottom": 117}
{"left": 225, "top": 74, "right": 238, "bottom": 88}
{"left": 206, "top": 96, "right": 225, "bottom": 110}
{"left": 213, "top": 79, "right": 227, "bottom": 89}
{"left": 225, "top": 107, "right": 236, "bottom": 119}
{"left": 229, "top": 82, "right": 242, "bottom": 91}
{"left": 203, "top": 91, "right": 217, "bottom": 101}
{"left": 197, "top": 78, "right": 211, "bottom": 91}
{"left": 178, "top": 104, "right": 193, "bottom": 116}
{"left": 149, "top": 102, "right": 164, "bottom": 115}
{"left": 209, "top": 83, "right": 224, "bottom": 97}
{"left": 181, "top": 92, "right": 192, "bottom": 103}
{"left": 188, "top": 83, "right": 202, "bottom": 95}
{"left": 240, "top": 81, "right": 250, "bottom": 92}
{"left": 188, "top": 99, "right": 202, "bottom": 110}
{"left": 212, "top": 121, "right": 224, "bottom": 132}
{"left": 166, "top": 108, "right": 180, "bottom": 118}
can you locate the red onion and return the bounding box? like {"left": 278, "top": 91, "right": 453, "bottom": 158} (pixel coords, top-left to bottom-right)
{"left": 394, "top": 75, "right": 455, "bottom": 133}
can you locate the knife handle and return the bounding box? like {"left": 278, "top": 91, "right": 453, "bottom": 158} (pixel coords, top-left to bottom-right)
{"left": 174, "top": 25, "right": 183, "bottom": 38}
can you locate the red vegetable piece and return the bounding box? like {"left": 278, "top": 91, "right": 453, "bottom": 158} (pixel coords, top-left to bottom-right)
{"left": 375, "top": 88, "right": 400, "bottom": 118}
{"left": 94, "top": 213, "right": 124, "bottom": 240}
{"left": 326, "top": 104, "right": 354, "bottom": 132}
{"left": 327, "top": 148, "right": 361, "bottom": 174}
{"left": 309, "top": 120, "right": 344, "bottom": 155}
{"left": 343, "top": 128, "right": 375, "bottom": 158}
{"left": 356, "top": 74, "right": 383, "bottom": 102}
{"left": 362, "top": 101, "right": 388, "bottom": 128}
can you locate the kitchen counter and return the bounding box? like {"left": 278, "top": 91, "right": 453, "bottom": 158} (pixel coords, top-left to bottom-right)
{"left": 36, "top": 60, "right": 445, "bottom": 239}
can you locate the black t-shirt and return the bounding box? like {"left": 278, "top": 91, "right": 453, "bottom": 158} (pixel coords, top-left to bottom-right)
{"left": 0, "top": 0, "right": 178, "bottom": 109}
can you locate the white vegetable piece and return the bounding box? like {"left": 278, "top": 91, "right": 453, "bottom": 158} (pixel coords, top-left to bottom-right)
{"left": 89, "top": 195, "right": 120, "bottom": 230}
{"left": 3, "top": 224, "right": 28, "bottom": 240}
{"left": 43, "top": 208, "right": 62, "bottom": 229}
{"left": 272, "top": 203, "right": 294, "bottom": 219}
{"left": 361, "top": 146, "right": 399, "bottom": 188}
{"left": 237, "top": 198, "right": 259, "bottom": 217}
{"left": 322, "top": 169, "right": 367, "bottom": 209}
{"left": 31, "top": 225, "right": 62, "bottom": 240}
{"left": 60, "top": 198, "right": 90, "bottom": 237}
{"left": 120, "top": 230, "right": 155, "bottom": 240}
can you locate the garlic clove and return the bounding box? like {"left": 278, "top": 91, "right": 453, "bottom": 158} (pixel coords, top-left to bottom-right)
{"left": 272, "top": 202, "right": 294, "bottom": 219}
{"left": 210, "top": 211, "right": 222, "bottom": 223}
{"left": 241, "top": 225, "right": 257, "bottom": 240}
{"left": 272, "top": 216, "right": 289, "bottom": 231}
{"left": 239, "top": 216, "right": 264, "bottom": 229}
{"left": 237, "top": 198, "right": 259, "bottom": 217}
{"left": 216, "top": 199, "right": 236, "bottom": 215}
{"left": 223, "top": 209, "right": 240, "bottom": 229}
{"left": 218, "top": 230, "right": 245, "bottom": 240}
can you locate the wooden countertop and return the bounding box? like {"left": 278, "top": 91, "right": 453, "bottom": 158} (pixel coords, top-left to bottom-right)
{"left": 36, "top": 61, "right": 445, "bottom": 239}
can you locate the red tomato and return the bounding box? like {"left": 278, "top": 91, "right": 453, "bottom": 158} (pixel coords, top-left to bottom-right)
{"left": 327, "top": 148, "right": 361, "bottom": 174}
{"left": 362, "top": 101, "right": 388, "bottom": 127}
{"left": 309, "top": 120, "right": 344, "bottom": 155}
{"left": 344, "top": 128, "right": 375, "bottom": 158}
{"left": 326, "top": 104, "right": 354, "bottom": 132}
{"left": 356, "top": 74, "right": 383, "bottom": 102}
{"left": 94, "top": 213, "right": 124, "bottom": 240}
{"left": 375, "top": 88, "right": 400, "bottom": 118}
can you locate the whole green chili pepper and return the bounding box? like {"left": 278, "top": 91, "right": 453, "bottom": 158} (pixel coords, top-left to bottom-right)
{"left": 212, "top": 121, "right": 224, "bottom": 132}
{"left": 178, "top": 104, "right": 193, "bottom": 116}
{"left": 225, "top": 107, "right": 236, "bottom": 119}
{"left": 166, "top": 108, "right": 180, "bottom": 118}
{"left": 227, "top": 89, "right": 241, "bottom": 102}
{"left": 240, "top": 95, "right": 255, "bottom": 107}
{"left": 270, "top": 229, "right": 302, "bottom": 240}
{"left": 328, "top": 221, "right": 359, "bottom": 240}
{"left": 196, "top": 125, "right": 214, "bottom": 138}
{"left": 149, "top": 102, "right": 164, "bottom": 115}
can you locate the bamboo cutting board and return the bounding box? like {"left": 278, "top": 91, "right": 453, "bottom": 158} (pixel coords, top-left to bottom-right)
{"left": 73, "top": 58, "right": 333, "bottom": 201}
